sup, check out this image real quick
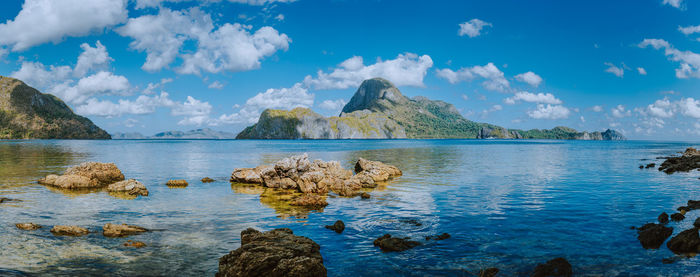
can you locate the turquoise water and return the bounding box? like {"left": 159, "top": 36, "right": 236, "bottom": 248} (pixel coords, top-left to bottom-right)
{"left": 1, "top": 139, "right": 699, "bottom": 276}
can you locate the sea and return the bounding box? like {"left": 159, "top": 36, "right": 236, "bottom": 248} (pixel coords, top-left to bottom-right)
{"left": 0, "top": 139, "right": 699, "bottom": 276}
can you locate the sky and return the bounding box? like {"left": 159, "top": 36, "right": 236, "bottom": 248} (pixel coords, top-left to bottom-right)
{"left": 0, "top": 0, "right": 699, "bottom": 140}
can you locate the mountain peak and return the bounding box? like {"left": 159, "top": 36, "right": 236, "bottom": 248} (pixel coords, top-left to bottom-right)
{"left": 341, "top": 78, "right": 407, "bottom": 114}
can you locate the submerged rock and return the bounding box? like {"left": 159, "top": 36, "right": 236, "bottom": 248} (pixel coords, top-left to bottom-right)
{"left": 479, "top": 268, "right": 499, "bottom": 277}
{"left": 201, "top": 177, "right": 215, "bottom": 183}
{"left": 687, "top": 200, "right": 700, "bottom": 211}
{"left": 103, "top": 223, "right": 149, "bottom": 237}
{"left": 166, "top": 179, "right": 188, "bottom": 187}
{"left": 658, "top": 212, "right": 669, "bottom": 224}
{"left": 290, "top": 194, "right": 328, "bottom": 207}
{"left": 670, "top": 213, "right": 685, "bottom": 222}
{"left": 666, "top": 228, "right": 700, "bottom": 254}
{"left": 15, "top": 223, "right": 42, "bottom": 230}
{"left": 123, "top": 240, "right": 147, "bottom": 248}
{"left": 637, "top": 223, "right": 673, "bottom": 249}
{"left": 217, "top": 228, "right": 326, "bottom": 277}
{"left": 532, "top": 257, "right": 573, "bottom": 277}
{"left": 324, "top": 220, "right": 345, "bottom": 233}
{"left": 360, "top": 192, "right": 371, "bottom": 199}
{"left": 107, "top": 179, "right": 149, "bottom": 196}
{"left": 373, "top": 234, "right": 421, "bottom": 252}
{"left": 658, "top": 148, "right": 700, "bottom": 174}
{"left": 645, "top": 163, "right": 656, "bottom": 168}
{"left": 426, "top": 233, "right": 451, "bottom": 241}
{"left": 50, "top": 225, "right": 89, "bottom": 236}
{"left": 39, "top": 162, "right": 125, "bottom": 189}
{"left": 0, "top": 197, "right": 21, "bottom": 203}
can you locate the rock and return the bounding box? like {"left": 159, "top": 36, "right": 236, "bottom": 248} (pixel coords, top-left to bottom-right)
{"left": 15, "top": 223, "right": 41, "bottom": 230}
{"left": 677, "top": 206, "right": 689, "bottom": 213}
{"left": 637, "top": 223, "right": 673, "bottom": 249}
{"left": 658, "top": 149, "right": 700, "bottom": 174}
{"left": 123, "top": 240, "right": 147, "bottom": 248}
{"left": 64, "top": 162, "right": 125, "bottom": 186}
{"left": 107, "top": 179, "right": 149, "bottom": 196}
{"left": 400, "top": 219, "right": 422, "bottom": 226}
{"left": 694, "top": 218, "right": 700, "bottom": 229}
{"left": 687, "top": 200, "right": 700, "bottom": 210}
{"left": 230, "top": 165, "right": 271, "bottom": 184}
{"left": 166, "top": 179, "right": 188, "bottom": 187}
{"left": 103, "top": 223, "right": 148, "bottom": 237}
{"left": 354, "top": 158, "right": 402, "bottom": 182}
{"left": 479, "top": 268, "right": 499, "bottom": 277}
{"left": 666, "top": 228, "right": 700, "bottom": 254}
{"left": 324, "top": 220, "right": 345, "bottom": 233}
{"left": 671, "top": 213, "right": 685, "bottom": 222}
{"left": 52, "top": 175, "right": 98, "bottom": 189}
{"left": 373, "top": 234, "right": 421, "bottom": 252}
{"left": 638, "top": 165, "right": 644, "bottom": 169}
{"left": 290, "top": 194, "right": 328, "bottom": 207}
{"left": 426, "top": 233, "right": 451, "bottom": 241}
{"left": 360, "top": 192, "right": 371, "bottom": 199}
{"left": 645, "top": 163, "right": 656, "bottom": 168}
{"left": 0, "top": 197, "right": 21, "bottom": 203}
{"left": 38, "top": 174, "right": 59, "bottom": 186}
{"left": 201, "top": 177, "right": 215, "bottom": 183}
{"left": 50, "top": 225, "right": 89, "bottom": 236}
{"left": 658, "top": 212, "right": 669, "bottom": 224}
{"left": 532, "top": 258, "right": 573, "bottom": 277}
{"left": 216, "top": 228, "right": 326, "bottom": 277}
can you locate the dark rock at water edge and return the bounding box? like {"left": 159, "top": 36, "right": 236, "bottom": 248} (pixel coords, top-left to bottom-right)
{"left": 324, "top": 220, "right": 345, "bottom": 234}
{"left": 373, "top": 234, "right": 421, "bottom": 252}
{"left": 637, "top": 223, "right": 673, "bottom": 249}
{"left": 0, "top": 197, "right": 21, "bottom": 203}
{"left": 479, "top": 268, "right": 499, "bottom": 277}
{"left": 666, "top": 228, "right": 700, "bottom": 254}
{"left": 360, "top": 192, "right": 371, "bottom": 199}
{"left": 694, "top": 218, "right": 700, "bottom": 229}
{"left": 658, "top": 148, "right": 700, "bottom": 174}
{"left": 217, "top": 228, "right": 326, "bottom": 277}
{"left": 670, "top": 213, "right": 685, "bottom": 222}
{"left": 425, "top": 233, "right": 451, "bottom": 241}
{"left": 658, "top": 212, "right": 669, "bottom": 224}
{"left": 646, "top": 163, "right": 656, "bottom": 168}
{"left": 532, "top": 257, "right": 573, "bottom": 277}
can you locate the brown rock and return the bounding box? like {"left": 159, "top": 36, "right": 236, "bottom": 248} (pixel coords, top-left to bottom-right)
{"left": 216, "top": 228, "right": 326, "bottom": 277}
{"left": 103, "top": 223, "right": 149, "bottom": 237}
{"left": 479, "top": 268, "right": 499, "bottom": 277}
{"left": 355, "top": 158, "right": 402, "bottom": 182}
{"left": 50, "top": 225, "right": 89, "bottom": 236}
{"left": 107, "top": 179, "right": 149, "bottom": 196}
{"left": 373, "top": 234, "right": 420, "bottom": 252}
{"left": 201, "top": 177, "right": 215, "bottom": 183}
{"left": 64, "top": 162, "right": 125, "bottom": 186}
{"left": 38, "top": 174, "right": 59, "bottom": 186}
{"left": 290, "top": 194, "right": 328, "bottom": 207}
{"left": 123, "top": 240, "right": 147, "bottom": 248}
{"left": 360, "top": 192, "right": 371, "bottom": 199}
{"left": 15, "top": 223, "right": 42, "bottom": 230}
{"left": 52, "top": 174, "right": 99, "bottom": 189}
{"left": 166, "top": 179, "right": 188, "bottom": 187}
{"left": 532, "top": 257, "right": 572, "bottom": 277}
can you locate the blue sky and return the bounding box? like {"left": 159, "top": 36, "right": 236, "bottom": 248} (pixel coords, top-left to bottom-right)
{"left": 0, "top": 0, "right": 699, "bottom": 140}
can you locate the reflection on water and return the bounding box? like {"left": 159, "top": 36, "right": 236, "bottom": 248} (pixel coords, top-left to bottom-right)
{"left": 1, "top": 139, "right": 700, "bottom": 276}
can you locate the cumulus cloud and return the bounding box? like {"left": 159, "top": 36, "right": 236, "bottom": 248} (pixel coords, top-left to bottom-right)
{"left": 645, "top": 98, "right": 674, "bottom": 118}
{"left": 0, "top": 0, "right": 128, "bottom": 51}
{"left": 303, "top": 53, "right": 433, "bottom": 90}
{"left": 611, "top": 105, "right": 631, "bottom": 118}
{"left": 679, "top": 24, "right": 700, "bottom": 35}
{"left": 49, "top": 71, "right": 131, "bottom": 105}
{"left": 74, "top": 41, "right": 112, "bottom": 77}
{"left": 639, "top": 38, "right": 700, "bottom": 79}
{"left": 678, "top": 98, "right": 700, "bottom": 118}
{"left": 75, "top": 92, "right": 175, "bottom": 117}
{"left": 504, "top": 91, "right": 562, "bottom": 105}
{"left": 637, "top": 67, "right": 647, "bottom": 75}
{"left": 458, "top": 19, "right": 492, "bottom": 38}
{"left": 208, "top": 81, "right": 224, "bottom": 89}
{"left": 11, "top": 62, "right": 72, "bottom": 89}
{"left": 218, "top": 83, "right": 314, "bottom": 124}
{"left": 135, "top": 0, "right": 296, "bottom": 9}
{"left": 514, "top": 71, "right": 543, "bottom": 87}
{"left": 527, "top": 104, "right": 570, "bottom": 119}
{"left": 592, "top": 105, "right": 604, "bottom": 112}
{"left": 662, "top": 0, "right": 684, "bottom": 9}
{"left": 318, "top": 99, "right": 347, "bottom": 112}
{"left": 436, "top": 62, "right": 509, "bottom": 92}
{"left": 604, "top": 62, "right": 624, "bottom": 77}
{"left": 117, "top": 7, "right": 290, "bottom": 74}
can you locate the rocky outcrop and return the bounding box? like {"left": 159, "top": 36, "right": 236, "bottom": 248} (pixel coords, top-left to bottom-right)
{"left": 666, "top": 228, "right": 700, "bottom": 254}
{"left": 477, "top": 126, "right": 522, "bottom": 139}
{"left": 107, "top": 179, "right": 149, "bottom": 196}
{"left": 15, "top": 223, "right": 42, "bottom": 230}
{"left": 230, "top": 154, "right": 401, "bottom": 198}
{"left": 0, "top": 75, "right": 110, "bottom": 139}
{"left": 658, "top": 147, "right": 700, "bottom": 174}
{"left": 39, "top": 162, "right": 125, "bottom": 189}
{"left": 217, "top": 228, "right": 326, "bottom": 277}
{"left": 637, "top": 223, "right": 673, "bottom": 249}
{"left": 373, "top": 234, "right": 421, "bottom": 252}
{"left": 201, "top": 177, "right": 215, "bottom": 183}
{"left": 532, "top": 258, "right": 573, "bottom": 277}
{"left": 166, "top": 179, "right": 188, "bottom": 187}
{"left": 658, "top": 212, "right": 669, "bottom": 224}
{"left": 102, "top": 223, "right": 149, "bottom": 238}
{"left": 50, "top": 225, "right": 89, "bottom": 236}
{"left": 324, "top": 220, "right": 345, "bottom": 233}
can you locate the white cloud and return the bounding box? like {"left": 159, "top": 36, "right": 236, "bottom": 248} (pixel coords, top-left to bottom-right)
{"left": 639, "top": 38, "right": 700, "bottom": 79}
{"left": 580, "top": 116, "right": 585, "bottom": 122}
{"left": 74, "top": 41, "right": 112, "bottom": 77}
{"left": 663, "top": 0, "right": 684, "bottom": 9}
{"left": 318, "top": 99, "right": 347, "bottom": 112}
{"left": 11, "top": 62, "right": 72, "bottom": 88}
{"left": 504, "top": 91, "right": 562, "bottom": 105}
{"left": 461, "top": 94, "right": 469, "bottom": 101}
{"left": 679, "top": 98, "right": 700, "bottom": 118}
{"left": 514, "top": 71, "right": 543, "bottom": 87}
{"left": 143, "top": 78, "right": 173, "bottom": 95}
{"left": 173, "top": 96, "right": 213, "bottom": 125}
{"left": 458, "top": 19, "right": 492, "bottom": 38}
{"left": 135, "top": 0, "right": 296, "bottom": 9}
{"left": 637, "top": 67, "right": 647, "bottom": 75}
{"left": 527, "top": 104, "right": 570, "bottom": 119}
{"left": 303, "top": 53, "right": 433, "bottom": 90}
{"left": 436, "top": 62, "right": 509, "bottom": 92}
{"left": 75, "top": 92, "right": 175, "bottom": 117}
{"left": 611, "top": 105, "right": 631, "bottom": 118}
{"left": 604, "top": 62, "right": 624, "bottom": 77}
{"left": 592, "top": 105, "right": 603, "bottom": 112}
{"left": 645, "top": 98, "right": 674, "bottom": 118}
{"left": 49, "top": 71, "right": 131, "bottom": 105}
{"left": 208, "top": 81, "right": 224, "bottom": 89}
{"left": 0, "top": 48, "right": 7, "bottom": 61}
{"left": 679, "top": 24, "right": 700, "bottom": 35}
{"left": 124, "top": 118, "right": 139, "bottom": 128}
{"left": 117, "top": 8, "right": 290, "bottom": 74}
{"left": 0, "top": 0, "right": 128, "bottom": 51}
{"left": 218, "top": 83, "right": 314, "bottom": 124}
{"left": 275, "top": 14, "right": 285, "bottom": 21}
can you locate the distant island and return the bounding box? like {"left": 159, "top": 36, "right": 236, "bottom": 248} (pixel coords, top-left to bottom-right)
{"left": 237, "top": 78, "right": 625, "bottom": 140}
{"left": 0, "top": 76, "right": 109, "bottom": 139}
{"left": 112, "top": 128, "right": 237, "bottom": 139}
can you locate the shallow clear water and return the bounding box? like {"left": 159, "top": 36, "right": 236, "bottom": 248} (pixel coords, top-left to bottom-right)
{"left": 1, "top": 139, "right": 699, "bottom": 276}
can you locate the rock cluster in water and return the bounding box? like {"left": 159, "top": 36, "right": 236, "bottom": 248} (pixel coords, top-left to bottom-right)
{"left": 38, "top": 162, "right": 149, "bottom": 197}
{"left": 658, "top": 147, "right": 700, "bottom": 174}
{"left": 635, "top": 196, "right": 700, "bottom": 260}
{"left": 103, "top": 223, "right": 149, "bottom": 237}
{"left": 373, "top": 234, "right": 421, "bottom": 252}
{"left": 217, "top": 228, "right": 327, "bottom": 277}
{"left": 231, "top": 154, "right": 401, "bottom": 201}
{"left": 532, "top": 257, "right": 573, "bottom": 277}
